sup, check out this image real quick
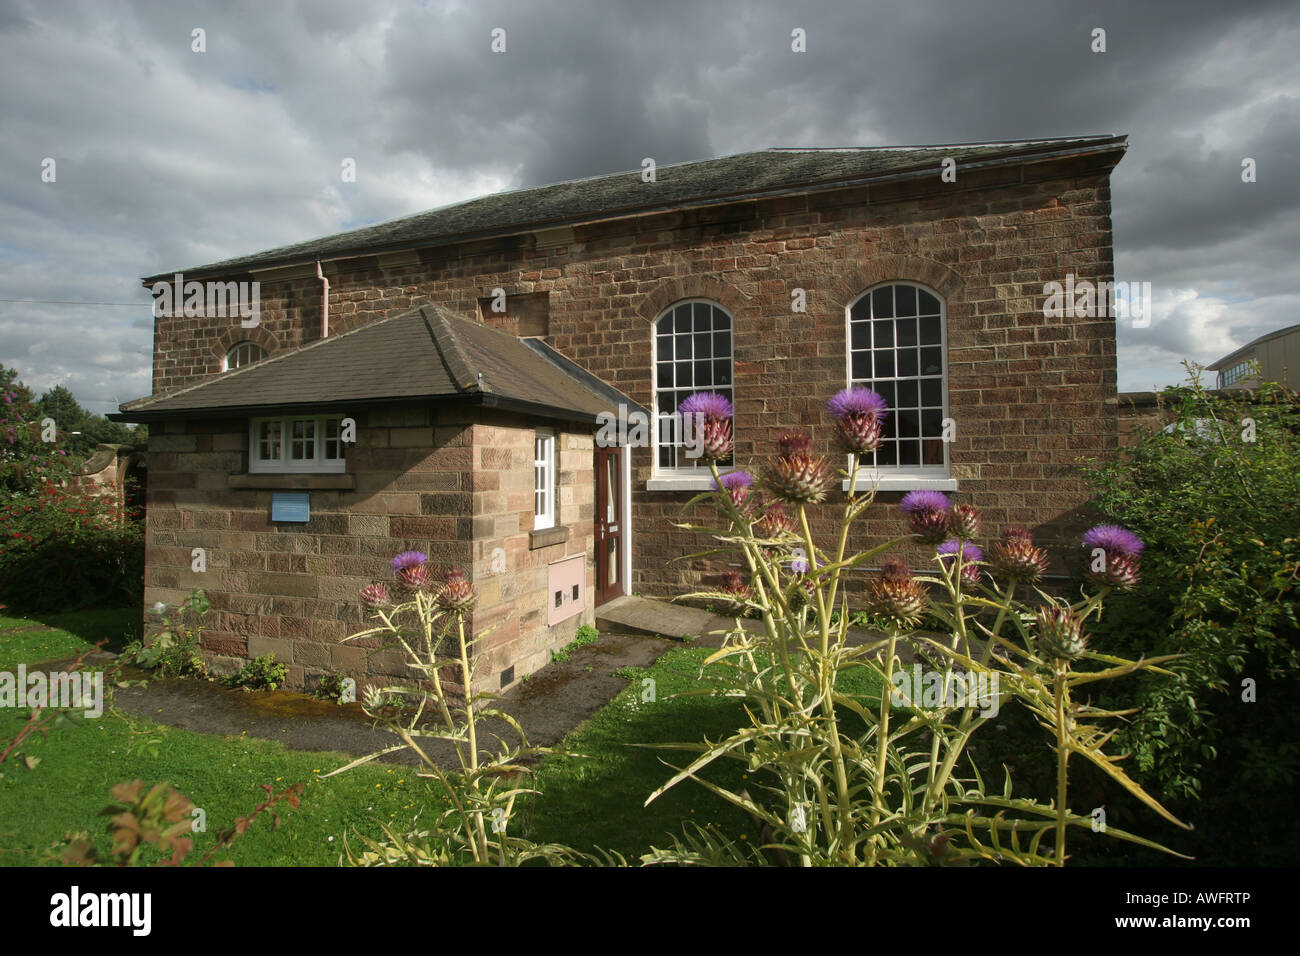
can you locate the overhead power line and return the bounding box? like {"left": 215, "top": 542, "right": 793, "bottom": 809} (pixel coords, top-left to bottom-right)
{"left": 0, "top": 298, "right": 153, "bottom": 307}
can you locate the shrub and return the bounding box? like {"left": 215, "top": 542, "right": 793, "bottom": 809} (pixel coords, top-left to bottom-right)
{"left": 1080, "top": 369, "right": 1300, "bottom": 864}
{"left": 123, "top": 590, "right": 210, "bottom": 678}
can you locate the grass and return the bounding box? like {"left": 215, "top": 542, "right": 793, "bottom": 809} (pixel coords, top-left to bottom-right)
{"left": 0, "top": 608, "right": 140, "bottom": 671}
{"left": 519, "top": 645, "right": 886, "bottom": 859}
{"left": 0, "top": 611, "right": 888, "bottom": 865}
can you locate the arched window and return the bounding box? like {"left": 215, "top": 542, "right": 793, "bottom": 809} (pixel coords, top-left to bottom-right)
{"left": 653, "top": 300, "right": 733, "bottom": 473}
{"left": 225, "top": 341, "right": 266, "bottom": 370}
{"left": 847, "top": 283, "right": 948, "bottom": 475}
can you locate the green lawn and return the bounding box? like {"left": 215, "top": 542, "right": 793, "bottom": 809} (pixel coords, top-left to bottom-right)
{"left": 0, "top": 610, "right": 886, "bottom": 865}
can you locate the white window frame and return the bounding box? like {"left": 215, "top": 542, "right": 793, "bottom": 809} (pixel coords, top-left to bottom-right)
{"left": 225, "top": 341, "right": 266, "bottom": 371}
{"left": 533, "top": 429, "right": 557, "bottom": 530}
{"left": 249, "top": 415, "right": 347, "bottom": 474}
{"left": 648, "top": 299, "right": 735, "bottom": 490}
{"left": 844, "top": 282, "right": 956, "bottom": 492}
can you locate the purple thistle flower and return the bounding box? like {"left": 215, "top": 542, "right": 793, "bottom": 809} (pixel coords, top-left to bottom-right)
{"left": 936, "top": 540, "right": 984, "bottom": 563}
{"left": 937, "top": 539, "right": 984, "bottom": 587}
{"left": 391, "top": 550, "right": 428, "bottom": 572}
{"left": 1082, "top": 524, "right": 1144, "bottom": 558}
{"left": 827, "top": 387, "right": 889, "bottom": 421}
{"left": 713, "top": 470, "right": 753, "bottom": 491}
{"left": 678, "top": 391, "right": 734, "bottom": 422}
{"left": 900, "top": 490, "right": 951, "bottom": 515}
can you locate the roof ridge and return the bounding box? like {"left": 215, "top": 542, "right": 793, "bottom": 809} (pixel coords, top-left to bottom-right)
{"left": 419, "top": 305, "right": 481, "bottom": 393}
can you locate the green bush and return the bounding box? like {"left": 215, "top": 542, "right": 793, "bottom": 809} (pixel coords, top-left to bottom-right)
{"left": 123, "top": 590, "right": 210, "bottom": 678}
{"left": 223, "top": 655, "right": 287, "bottom": 692}
{"left": 1080, "top": 370, "right": 1300, "bottom": 864}
{"left": 0, "top": 370, "right": 143, "bottom": 612}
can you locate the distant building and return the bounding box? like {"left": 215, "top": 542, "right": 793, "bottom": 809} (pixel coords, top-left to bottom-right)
{"left": 1207, "top": 323, "right": 1300, "bottom": 390}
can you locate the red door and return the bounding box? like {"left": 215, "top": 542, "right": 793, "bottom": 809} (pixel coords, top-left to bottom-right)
{"left": 595, "top": 445, "right": 622, "bottom": 605}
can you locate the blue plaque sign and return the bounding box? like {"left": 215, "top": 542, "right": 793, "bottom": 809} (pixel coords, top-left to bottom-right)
{"left": 271, "top": 491, "right": 310, "bottom": 523}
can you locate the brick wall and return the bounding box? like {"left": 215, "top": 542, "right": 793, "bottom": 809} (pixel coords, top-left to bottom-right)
{"left": 149, "top": 152, "right": 1119, "bottom": 600}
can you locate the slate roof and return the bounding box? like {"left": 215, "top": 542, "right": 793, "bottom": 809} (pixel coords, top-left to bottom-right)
{"left": 145, "top": 136, "right": 1126, "bottom": 282}
{"left": 113, "top": 304, "right": 643, "bottom": 424}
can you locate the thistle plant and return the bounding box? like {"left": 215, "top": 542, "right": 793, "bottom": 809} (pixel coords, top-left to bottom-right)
{"left": 328, "top": 555, "right": 606, "bottom": 866}
{"left": 645, "top": 387, "right": 1192, "bottom": 866}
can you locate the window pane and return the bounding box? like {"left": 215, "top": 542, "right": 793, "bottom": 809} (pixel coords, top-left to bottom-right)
{"left": 897, "top": 318, "right": 917, "bottom": 348}
{"left": 921, "top": 347, "right": 943, "bottom": 375}
{"left": 657, "top": 334, "right": 673, "bottom": 360}
{"left": 921, "top": 379, "right": 943, "bottom": 408}
{"left": 895, "top": 285, "right": 917, "bottom": 316}
{"left": 675, "top": 361, "right": 693, "bottom": 388}
{"left": 919, "top": 316, "right": 941, "bottom": 345}
{"left": 918, "top": 290, "right": 941, "bottom": 315}
{"left": 877, "top": 441, "right": 897, "bottom": 466}
{"left": 872, "top": 287, "right": 893, "bottom": 318}
{"left": 874, "top": 352, "right": 895, "bottom": 378}
{"left": 852, "top": 352, "right": 870, "bottom": 380}
{"left": 897, "top": 349, "right": 918, "bottom": 378}
{"left": 898, "top": 410, "right": 920, "bottom": 439}
{"left": 875, "top": 381, "right": 896, "bottom": 411}
{"left": 693, "top": 303, "right": 711, "bottom": 331}
{"left": 674, "top": 306, "right": 692, "bottom": 334}
{"left": 898, "top": 380, "right": 919, "bottom": 408}
{"left": 921, "top": 409, "right": 944, "bottom": 438}
{"left": 694, "top": 331, "right": 712, "bottom": 359}
{"left": 851, "top": 320, "right": 870, "bottom": 351}
{"left": 713, "top": 359, "right": 730, "bottom": 386}
{"left": 898, "top": 440, "right": 920, "bottom": 466}
{"left": 873, "top": 320, "right": 894, "bottom": 348}
{"left": 657, "top": 362, "right": 673, "bottom": 389}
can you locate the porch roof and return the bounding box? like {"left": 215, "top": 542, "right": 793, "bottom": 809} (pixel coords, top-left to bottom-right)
{"left": 112, "top": 304, "right": 645, "bottom": 425}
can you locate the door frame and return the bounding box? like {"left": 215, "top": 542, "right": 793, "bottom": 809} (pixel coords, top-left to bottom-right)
{"left": 594, "top": 443, "right": 632, "bottom": 605}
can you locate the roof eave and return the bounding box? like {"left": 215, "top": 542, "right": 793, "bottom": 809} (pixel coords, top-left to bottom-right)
{"left": 110, "top": 391, "right": 606, "bottom": 427}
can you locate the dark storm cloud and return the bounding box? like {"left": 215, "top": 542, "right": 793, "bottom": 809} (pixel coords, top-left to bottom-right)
{"left": 1, "top": 0, "right": 1297, "bottom": 411}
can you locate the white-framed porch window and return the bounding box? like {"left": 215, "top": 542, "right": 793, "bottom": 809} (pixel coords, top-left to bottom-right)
{"left": 249, "top": 415, "right": 347, "bottom": 473}
{"left": 534, "top": 429, "right": 557, "bottom": 530}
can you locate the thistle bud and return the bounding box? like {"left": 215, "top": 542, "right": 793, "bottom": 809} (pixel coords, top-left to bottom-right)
{"left": 865, "top": 557, "right": 926, "bottom": 629}
{"left": 989, "top": 527, "right": 1049, "bottom": 583}
{"left": 1035, "top": 603, "right": 1088, "bottom": 661}
{"left": 948, "top": 504, "right": 980, "bottom": 540}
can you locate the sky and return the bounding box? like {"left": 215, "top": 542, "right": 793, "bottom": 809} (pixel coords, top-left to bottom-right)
{"left": 1, "top": 0, "right": 1297, "bottom": 414}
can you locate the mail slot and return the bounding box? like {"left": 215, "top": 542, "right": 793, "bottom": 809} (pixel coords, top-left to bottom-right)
{"left": 547, "top": 555, "right": 585, "bottom": 626}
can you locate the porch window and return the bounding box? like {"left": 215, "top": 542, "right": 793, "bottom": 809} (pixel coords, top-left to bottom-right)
{"left": 847, "top": 282, "right": 949, "bottom": 480}
{"left": 534, "top": 429, "right": 556, "bottom": 530}
{"left": 250, "top": 415, "right": 347, "bottom": 473}
{"left": 652, "top": 300, "right": 734, "bottom": 473}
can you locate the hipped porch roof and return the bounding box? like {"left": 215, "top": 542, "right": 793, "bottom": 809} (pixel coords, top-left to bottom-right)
{"left": 112, "top": 304, "right": 644, "bottom": 425}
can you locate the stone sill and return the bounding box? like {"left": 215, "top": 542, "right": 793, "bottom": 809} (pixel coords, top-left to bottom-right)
{"left": 228, "top": 473, "right": 356, "bottom": 490}
{"left": 646, "top": 476, "right": 716, "bottom": 492}
{"left": 842, "top": 476, "right": 958, "bottom": 493}
{"left": 529, "top": 525, "right": 570, "bottom": 550}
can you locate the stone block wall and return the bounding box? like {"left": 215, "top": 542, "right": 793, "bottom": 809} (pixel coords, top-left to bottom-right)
{"left": 142, "top": 406, "right": 474, "bottom": 690}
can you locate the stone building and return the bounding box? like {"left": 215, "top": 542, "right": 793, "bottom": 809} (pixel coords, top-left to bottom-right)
{"left": 115, "top": 135, "right": 1128, "bottom": 691}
